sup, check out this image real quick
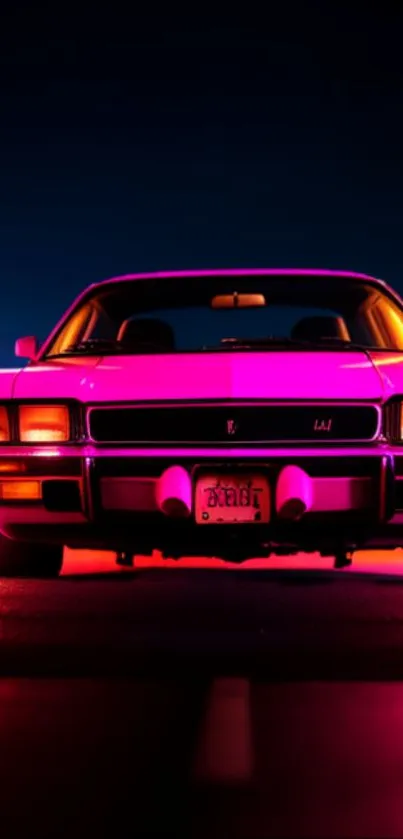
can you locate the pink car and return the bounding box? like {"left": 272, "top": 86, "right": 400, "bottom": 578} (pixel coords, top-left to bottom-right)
{"left": 0, "top": 267, "right": 402, "bottom": 577}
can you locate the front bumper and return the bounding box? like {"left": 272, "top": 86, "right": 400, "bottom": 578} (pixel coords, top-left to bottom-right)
{"left": 1, "top": 444, "right": 403, "bottom": 555}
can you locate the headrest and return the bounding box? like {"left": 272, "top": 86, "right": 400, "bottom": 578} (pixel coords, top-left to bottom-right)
{"left": 290, "top": 315, "right": 351, "bottom": 343}
{"left": 117, "top": 317, "right": 176, "bottom": 350}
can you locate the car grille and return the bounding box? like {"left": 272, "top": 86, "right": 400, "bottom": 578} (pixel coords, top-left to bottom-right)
{"left": 383, "top": 401, "right": 401, "bottom": 443}
{"left": 88, "top": 403, "right": 380, "bottom": 445}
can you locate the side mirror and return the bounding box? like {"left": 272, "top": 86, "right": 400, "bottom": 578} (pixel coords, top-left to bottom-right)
{"left": 15, "top": 336, "right": 38, "bottom": 360}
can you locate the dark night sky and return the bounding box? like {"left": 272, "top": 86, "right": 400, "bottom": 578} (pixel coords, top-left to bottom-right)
{"left": 1, "top": 3, "right": 403, "bottom": 365}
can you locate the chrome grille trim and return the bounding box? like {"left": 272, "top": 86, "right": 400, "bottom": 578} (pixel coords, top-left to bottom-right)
{"left": 383, "top": 401, "right": 401, "bottom": 443}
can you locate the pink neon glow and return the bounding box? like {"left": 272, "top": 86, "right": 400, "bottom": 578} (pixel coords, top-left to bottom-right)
{"left": 0, "top": 444, "right": 396, "bottom": 460}
{"left": 156, "top": 465, "right": 192, "bottom": 518}
{"left": 96, "top": 267, "right": 382, "bottom": 284}
{"left": 62, "top": 547, "right": 403, "bottom": 576}
{"left": 275, "top": 465, "right": 314, "bottom": 520}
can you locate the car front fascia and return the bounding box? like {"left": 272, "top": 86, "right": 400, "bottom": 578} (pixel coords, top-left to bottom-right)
{"left": 0, "top": 439, "right": 402, "bottom": 556}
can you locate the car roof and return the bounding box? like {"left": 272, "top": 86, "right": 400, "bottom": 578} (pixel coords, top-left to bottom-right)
{"left": 91, "top": 268, "right": 383, "bottom": 288}
{"left": 82, "top": 268, "right": 398, "bottom": 305}
{"left": 70, "top": 267, "right": 401, "bottom": 314}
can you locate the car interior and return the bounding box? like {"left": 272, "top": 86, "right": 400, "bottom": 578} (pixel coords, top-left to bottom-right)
{"left": 117, "top": 317, "right": 177, "bottom": 351}
{"left": 290, "top": 315, "right": 352, "bottom": 342}
{"left": 116, "top": 312, "right": 354, "bottom": 351}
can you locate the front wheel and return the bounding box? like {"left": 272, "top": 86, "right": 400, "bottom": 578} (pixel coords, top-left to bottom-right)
{"left": 0, "top": 533, "right": 64, "bottom": 578}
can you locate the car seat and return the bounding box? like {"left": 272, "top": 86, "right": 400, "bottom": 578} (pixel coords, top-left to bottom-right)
{"left": 117, "top": 317, "right": 176, "bottom": 351}
{"left": 290, "top": 315, "right": 351, "bottom": 342}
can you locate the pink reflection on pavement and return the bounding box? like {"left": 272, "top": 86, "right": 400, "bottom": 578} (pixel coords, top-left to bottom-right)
{"left": 62, "top": 547, "right": 403, "bottom": 576}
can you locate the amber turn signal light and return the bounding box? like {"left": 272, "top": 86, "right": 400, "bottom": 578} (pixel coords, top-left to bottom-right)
{"left": 0, "top": 480, "right": 42, "bottom": 500}
{"left": 0, "top": 407, "right": 10, "bottom": 442}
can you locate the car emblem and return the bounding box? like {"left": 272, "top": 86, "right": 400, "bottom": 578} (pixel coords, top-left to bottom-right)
{"left": 226, "top": 419, "right": 237, "bottom": 436}
{"left": 313, "top": 418, "right": 333, "bottom": 432}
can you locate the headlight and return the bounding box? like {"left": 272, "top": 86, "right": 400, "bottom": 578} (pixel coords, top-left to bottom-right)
{"left": 18, "top": 405, "right": 70, "bottom": 442}
{"left": 0, "top": 407, "right": 10, "bottom": 442}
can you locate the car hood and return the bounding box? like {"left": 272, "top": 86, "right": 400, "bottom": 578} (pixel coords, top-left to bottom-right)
{"left": 11, "top": 349, "right": 393, "bottom": 402}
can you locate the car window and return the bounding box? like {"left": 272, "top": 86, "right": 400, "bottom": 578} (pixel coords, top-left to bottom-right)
{"left": 368, "top": 295, "right": 403, "bottom": 350}
{"left": 50, "top": 303, "right": 96, "bottom": 355}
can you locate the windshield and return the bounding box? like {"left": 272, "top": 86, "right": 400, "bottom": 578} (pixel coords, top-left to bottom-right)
{"left": 43, "top": 274, "right": 403, "bottom": 357}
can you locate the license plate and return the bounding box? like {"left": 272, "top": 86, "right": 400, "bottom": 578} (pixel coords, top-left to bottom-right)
{"left": 195, "top": 473, "right": 270, "bottom": 524}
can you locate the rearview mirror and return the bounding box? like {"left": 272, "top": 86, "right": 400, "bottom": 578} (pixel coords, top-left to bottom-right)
{"left": 211, "top": 293, "right": 266, "bottom": 309}
{"left": 15, "top": 336, "right": 38, "bottom": 360}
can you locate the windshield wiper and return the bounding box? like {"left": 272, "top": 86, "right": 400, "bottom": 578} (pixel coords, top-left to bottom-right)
{"left": 216, "top": 336, "right": 305, "bottom": 349}
{"left": 56, "top": 339, "right": 125, "bottom": 356}
{"left": 210, "top": 336, "right": 370, "bottom": 351}
{"left": 48, "top": 338, "right": 174, "bottom": 357}
{"left": 47, "top": 336, "right": 373, "bottom": 358}
{"left": 300, "top": 337, "right": 373, "bottom": 351}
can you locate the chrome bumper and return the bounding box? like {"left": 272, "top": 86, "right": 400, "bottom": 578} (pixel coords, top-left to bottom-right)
{"left": 0, "top": 445, "right": 401, "bottom": 549}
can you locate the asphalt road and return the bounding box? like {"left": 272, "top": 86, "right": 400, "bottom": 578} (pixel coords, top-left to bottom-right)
{"left": 3, "top": 559, "right": 403, "bottom": 837}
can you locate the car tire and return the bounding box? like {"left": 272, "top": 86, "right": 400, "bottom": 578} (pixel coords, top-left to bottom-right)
{"left": 0, "top": 532, "right": 64, "bottom": 578}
